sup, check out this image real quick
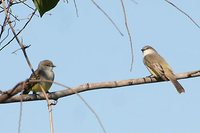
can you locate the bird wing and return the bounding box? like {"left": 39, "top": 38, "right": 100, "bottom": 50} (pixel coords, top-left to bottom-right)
{"left": 144, "top": 54, "right": 168, "bottom": 80}
{"left": 22, "top": 69, "right": 40, "bottom": 94}
{"left": 144, "top": 53, "right": 185, "bottom": 93}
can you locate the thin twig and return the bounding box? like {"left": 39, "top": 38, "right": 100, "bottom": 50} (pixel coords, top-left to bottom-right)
{"left": 130, "top": 0, "right": 138, "bottom": 4}
{"left": 0, "top": 13, "right": 8, "bottom": 40}
{"left": 49, "top": 105, "right": 54, "bottom": 133}
{"left": 76, "top": 92, "right": 107, "bottom": 133}
{"left": 38, "top": 84, "right": 54, "bottom": 133}
{"left": 165, "top": 0, "right": 200, "bottom": 29}
{"left": 18, "top": 0, "right": 35, "bottom": 11}
{"left": 0, "top": 9, "right": 36, "bottom": 52}
{"left": 18, "top": 81, "right": 26, "bottom": 133}
{"left": 120, "top": 0, "right": 134, "bottom": 71}
{"left": 50, "top": 81, "right": 107, "bottom": 133}
{"left": 90, "top": 0, "right": 124, "bottom": 36}
{"left": 12, "top": 44, "right": 31, "bottom": 54}
{"left": 73, "top": 0, "right": 79, "bottom": 17}
{"left": 18, "top": 96, "right": 23, "bottom": 133}
{"left": 0, "top": 26, "right": 10, "bottom": 45}
{"left": 26, "top": 80, "right": 107, "bottom": 133}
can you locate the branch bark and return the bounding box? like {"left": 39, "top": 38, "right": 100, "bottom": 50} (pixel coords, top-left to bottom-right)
{"left": 0, "top": 69, "right": 199, "bottom": 104}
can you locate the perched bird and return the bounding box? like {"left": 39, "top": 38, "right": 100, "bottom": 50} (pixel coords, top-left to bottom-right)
{"left": 141, "top": 45, "right": 185, "bottom": 94}
{"left": 23, "top": 60, "right": 55, "bottom": 94}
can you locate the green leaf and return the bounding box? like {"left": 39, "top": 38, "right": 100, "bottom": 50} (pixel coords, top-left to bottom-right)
{"left": 32, "top": 0, "right": 59, "bottom": 17}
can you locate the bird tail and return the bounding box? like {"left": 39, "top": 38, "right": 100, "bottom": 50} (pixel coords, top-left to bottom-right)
{"left": 167, "top": 74, "right": 185, "bottom": 94}
{"left": 170, "top": 78, "right": 185, "bottom": 94}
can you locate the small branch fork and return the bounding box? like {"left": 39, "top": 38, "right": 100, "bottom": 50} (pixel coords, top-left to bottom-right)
{"left": 0, "top": 69, "right": 199, "bottom": 104}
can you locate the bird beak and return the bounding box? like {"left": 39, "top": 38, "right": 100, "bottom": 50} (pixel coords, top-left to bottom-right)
{"left": 52, "top": 64, "right": 56, "bottom": 67}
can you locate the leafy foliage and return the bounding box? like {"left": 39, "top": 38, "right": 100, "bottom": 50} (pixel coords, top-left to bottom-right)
{"left": 32, "top": 0, "right": 59, "bottom": 17}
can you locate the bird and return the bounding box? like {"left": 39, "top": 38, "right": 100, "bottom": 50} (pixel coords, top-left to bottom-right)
{"left": 141, "top": 45, "right": 185, "bottom": 94}
{"left": 23, "top": 60, "right": 55, "bottom": 94}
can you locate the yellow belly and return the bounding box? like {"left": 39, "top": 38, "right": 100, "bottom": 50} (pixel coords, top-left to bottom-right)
{"left": 147, "top": 66, "right": 158, "bottom": 77}
{"left": 32, "top": 82, "right": 52, "bottom": 93}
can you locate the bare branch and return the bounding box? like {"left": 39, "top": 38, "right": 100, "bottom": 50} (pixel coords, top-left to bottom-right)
{"left": 1, "top": 69, "right": 199, "bottom": 104}
{"left": 73, "top": 0, "right": 79, "bottom": 17}
{"left": 130, "top": 0, "right": 138, "bottom": 4}
{"left": 0, "top": 81, "right": 26, "bottom": 102}
{"left": 0, "top": 25, "right": 10, "bottom": 45}
{"left": 0, "top": 9, "right": 36, "bottom": 51}
{"left": 18, "top": 98, "right": 23, "bottom": 133}
{"left": 90, "top": 0, "right": 124, "bottom": 36}
{"left": 2, "top": 1, "right": 35, "bottom": 73}
{"left": 120, "top": 0, "right": 134, "bottom": 71}
{"left": 165, "top": 0, "right": 200, "bottom": 29}
{"left": 0, "top": 16, "right": 7, "bottom": 40}
{"left": 18, "top": 0, "right": 35, "bottom": 11}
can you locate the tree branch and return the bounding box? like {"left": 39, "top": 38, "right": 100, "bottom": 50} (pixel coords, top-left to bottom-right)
{"left": 0, "top": 69, "right": 199, "bottom": 104}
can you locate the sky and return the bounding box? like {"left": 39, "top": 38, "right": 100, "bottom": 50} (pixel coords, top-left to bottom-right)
{"left": 1, "top": 0, "right": 200, "bottom": 133}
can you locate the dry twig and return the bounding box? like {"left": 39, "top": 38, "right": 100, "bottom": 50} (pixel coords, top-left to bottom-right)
{"left": 120, "top": 0, "right": 134, "bottom": 71}
{"left": 165, "top": 0, "right": 200, "bottom": 29}
{"left": 91, "top": 0, "right": 124, "bottom": 36}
